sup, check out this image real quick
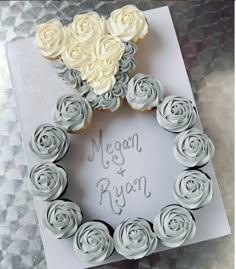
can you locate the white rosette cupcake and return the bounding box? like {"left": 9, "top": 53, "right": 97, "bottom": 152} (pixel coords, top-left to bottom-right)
{"left": 29, "top": 124, "right": 69, "bottom": 162}
{"left": 113, "top": 218, "right": 157, "bottom": 260}
{"left": 53, "top": 94, "right": 92, "bottom": 133}
{"left": 43, "top": 200, "right": 82, "bottom": 239}
{"left": 73, "top": 221, "right": 114, "bottom": 264}
{"left": 173, "top": 128, "right": 215, "bottom": 167}
{"left": 126, "top": 73, "right": 164, "bottom": 111}
{"left": 173, "top": 169, "right": 213, "bottom": 209}
{"left": 157, "top": 96, "right": 197, "bottom": 132}
{"left": 29, "top": 163, "right": 67, "bottom": 201}
{"left": 153, "top": 205, "right": 196, "bottom": 247}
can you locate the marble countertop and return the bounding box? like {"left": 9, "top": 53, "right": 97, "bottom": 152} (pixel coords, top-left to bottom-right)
{"left": 0, "top": 1, "right": 233, "bottom": 269}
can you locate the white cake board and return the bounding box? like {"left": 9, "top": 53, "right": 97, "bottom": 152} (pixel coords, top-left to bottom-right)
{"left": 6, "top": 6, "right": 230, "bottom": 269}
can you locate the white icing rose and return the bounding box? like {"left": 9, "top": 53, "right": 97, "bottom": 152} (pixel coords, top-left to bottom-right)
{"left": 35, "top": 19, "right": 66, "bottom": 60}
{"left": 173, "top": 169, "right": 213, "bottom": 209}
{"left": 69, "top": 12, "right": 106, "bottom": 46}
{"left": 29, "top": 163, "right": 67, "bottom": 201}
{"left": 157, "top": 96, "right": 197, "bottom": 133}
{"left": 173, "top": 128, "right": 215, "bottom": 167}
{"left": 29, "top": 124, "right": 70, "bottom": 162}
{"left": 106, "top": 5, "right": 148, "bottom": 42}
{"left": 73, "top": 221, "right": 114, "bottom": 264}
{"left": 153, "top": 205, "right": 196, "bottom": 248}
{"left": 43, "top": 200, "right": 82, "bottom": 239}
{"left": 113, "top": 218, "right": 157, "bottom": 260}
{"left": 89, "top": 75, "right": 116, "bottom": 95}
{"left": 53, "top": 94, "right": 92, "bottom": 133}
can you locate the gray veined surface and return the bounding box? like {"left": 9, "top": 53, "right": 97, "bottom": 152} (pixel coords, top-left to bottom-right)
{"left": 0, "top": 1, "right": 234, "bottom": 269}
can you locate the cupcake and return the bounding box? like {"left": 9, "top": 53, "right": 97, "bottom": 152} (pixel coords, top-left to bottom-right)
{"left": 113, "top": 218, "right": 157, "bottom": 260}
{"left": 43, "top": 200, "right": 82, "bottom": 239}
{"left": 126, "top": 73, "right": 164, "bottom": 111}
{"left": 118, "top": 42, "right": 137, "bottom": 74}
{"left": 73, "top": 221, "right": 114, "bottom": 264}
{"left": 173, "top": 128, "right": 215, "bottom": 167}
{"left": 53, "top": 94, "right": 92, "bottom": 133}
{"left": 172, "top": 169, "right": 213, "bottom": 209}
{"left": 157, "top": 96, "right": 197, "bottom": 133}
{"left": 106, "top": 5, "right": 149, "bottom": 44}
{"left": 29, "top": 124, "right": 70, "bottom": 162}
{"left": 153, "top": 205, "right": 196, "bottom": 247}
{"left": 29, "top": 162, "right": 68, "bottom": 201}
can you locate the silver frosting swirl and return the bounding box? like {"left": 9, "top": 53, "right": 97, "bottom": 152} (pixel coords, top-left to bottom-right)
{"left": 115, "top": 71, "right": 129, "bottom": 84}
{"left": 113, "top": 218, "right": 158, "bottom": 260}
{"left": 173, "top": 169, "right": 213, "bottom": 209}
{"left": 157, "top": 96, "right": 197, "bottom": 132}
{"left": 73, "top": 221, "right": 114, "bottom": 264}
{"left": 53, "top": 94, "right": 92, "bottom": 133}
{"left": 29, "top": 124, "right": 70, "bottom": 162}
{"left": 173, "top": 128, "right": 215, "bottom": 167}
{"left": 118, "top": 42, "right": 137, "bottom": 73}
{"left": 126, "top": 73, "right": 164, "bottom": 111}
{"left": 153, "top": 205, "right": 196, "bottom": 248}
{"left": 43, "top": 200, "right": 82, "bottom": 239}
{"left": 29, "top": 162, "right": 67, "bottom": 201}
{"left": 54, "top": 58, "right": 82, "bottom": 90}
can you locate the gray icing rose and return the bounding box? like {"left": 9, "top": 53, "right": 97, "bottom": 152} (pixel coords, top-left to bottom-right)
{"left": 54, "top": 58, "right": 82, "bottom": 90}
{"left": 115, "top": 71, "right": 129, "bottom": 84}
{"left": 173, "top": 169, "right": 213, "bottom": 209}
{"left": 153, "top": 205, "right": 196, "bottom": 248}
{"left": 119, "top": 42, "right": 137, "bottom": 73}
{"left": 126, "top": 73, "right": 164, "bottom": 111}
{"left": 73, "top": 221, "right": 114, "bottom": 264}
{"left": 97, "top": 92, "right": 121, "bottom": 112}
{"left": 29, "top": 124, "right": 69, "bottom": 162}
{"left": 29, "top": 162, "right": 67, "bottom": 201}
{"left": 113, "top": 218, "right": 157, "bottom": 260}
{"left": 79, "top": 84, "right": 100, "bottom": 108}
{"left": 157, "top": 96, "right": 197, "bottom": 132}
{"left": 173, "top": 128, "right": 215, "bottom": 167}
{"left": 43, "top": 200, "right": 82, "bottom": 239}
{"left": 53, "top": 94, "right": 92, "bottom": 133}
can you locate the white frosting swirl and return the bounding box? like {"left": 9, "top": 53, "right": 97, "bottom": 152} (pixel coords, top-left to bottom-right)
{"left": 43, "top": 200, "right": 82, "bottom": 239}
{"left": 126, "top": 73, "right": 164, "bottom": 111}
{"left": 157, "top": 96, "right": 197, "bottom": 132}
{"left": 106, "top": 5, "right": 148, "bottom": 42}
{"left": 53, "top": 94, "right": 92, "bottom": 133}
{"left": 113, "top": 218, "right": 157, "bottom": 260}
{"left": 29, "top": 124, "right": 69, "bottom": 162}
{"left": 35, "top": 19, "right": 66, "bottom": 60}
{"left": 173, "top": 128, "right": 215, "bottom": 167}
{"left": 173, "top": 170, "right": 213, "bottom": 209}
{"left": 73, "top": 221, "right": 114, "bottom": 264}
{"left": 69, "top": 12, "right": 106, "bottom": 46}
{"left": 29, "top": 163, "right": 67, "bottom": 201}
{"left": 153, "top": 205, "right": 196, "bottom": 247}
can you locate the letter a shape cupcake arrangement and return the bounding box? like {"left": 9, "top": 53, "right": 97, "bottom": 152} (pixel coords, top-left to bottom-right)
{"left": 29, "top": 5, "right": 215, "bottom": 264}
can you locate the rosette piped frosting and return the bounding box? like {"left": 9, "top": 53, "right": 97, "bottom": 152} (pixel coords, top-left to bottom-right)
{"left": 29, "top": 124, "right": 70, "bottom": 162}
{"left": 153, "top": 205, "right": 196, "bottom": 247}
{"left": 173, "top": 169, "right": 213, "bottom": 209}
{"left": 29, "top": 163, "right": 67, "bottom": 201}
{"left": 173, "top": 128, "right": 215, "bottom": 167}
{"left": 43, "top": 200, "right": 82, "bottom": 239}
{"left": 73, "top": 221, "right": 114, "bottom": 264}
{"left": 113, "top": 218, "right": 157, "bottom": 260}
{"left": 126, "top": 73, "right": 164, "bottom": 111}
{"left": 53, "top": 94, "right": 92, "bottom": 133}
{"left": 157, "top": 96, "right": 197, "bottom": 132}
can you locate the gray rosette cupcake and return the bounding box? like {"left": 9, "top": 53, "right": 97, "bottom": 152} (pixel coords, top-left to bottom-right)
{"left": 113, "top": 218, "right": 157, "bottom": 260}
{"left": 43, "top": 200, "right": 82, "bottom": 239}
{"left": 73, "top": 221, "right": 114, "bottom": 264}
{"left": 157, "top": 96, "right": 197, "bottom": 132}
{"left": 29, "top": 124, "right": 70, "bottom": 162}
{"left": 126, "top": 73, "right": 164, "bottom": 111}
{"left": 153, "top": 205, "right": 196, "bottom": 247}
{"left": 173, "top": 169, "right": 213, "bottom": 209}
{"left": 53, "top": 94, "right": 92, "bottom": 133}
{"left": 173, "top": 128, "right": 215, "bottom": 167}
{"left": 119, "top": 42, "right": 137, "bottom": 73}
{"left": 29, "top": 162, "right": 67, "bottom": 201}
